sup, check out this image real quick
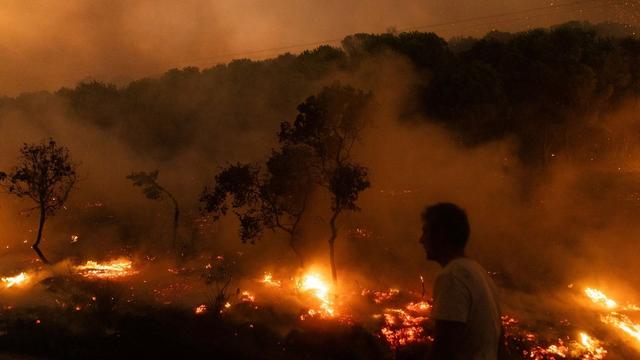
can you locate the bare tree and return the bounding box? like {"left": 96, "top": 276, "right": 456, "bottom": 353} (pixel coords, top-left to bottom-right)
{"left": 201, "top": 257, "right": 235, "bottom": 317}
{"left": 127, "top": 170, "right": 180, "bottom": 250}
{"left": 0, "top": 139, "right": 77, "bottom": 264}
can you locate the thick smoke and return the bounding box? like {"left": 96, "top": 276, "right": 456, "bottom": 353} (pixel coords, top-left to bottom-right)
{"left": 0, "top": 0, "right": 626, "bottom": 95}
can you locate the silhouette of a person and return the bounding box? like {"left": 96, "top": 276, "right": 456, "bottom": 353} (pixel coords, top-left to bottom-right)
{"left": 420, "top": 202, "right": 505, "bottom": 360}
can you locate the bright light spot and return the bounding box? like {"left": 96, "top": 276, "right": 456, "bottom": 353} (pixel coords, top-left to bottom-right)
{"left": 1, "top": 272, "right": 29, "bottom": 288}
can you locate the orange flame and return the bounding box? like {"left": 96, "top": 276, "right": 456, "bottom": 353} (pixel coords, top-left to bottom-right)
{"left": 584, "top": 287, "right": 640, "bottom": 348}
{"left": 297, "top": 271, "right": 334, "bottom": 317}
{"left": 74, "top": 258, "right": 137, "bottom": 279}
{"left": 260, "top": 273, "right": 281, "bottom": 287}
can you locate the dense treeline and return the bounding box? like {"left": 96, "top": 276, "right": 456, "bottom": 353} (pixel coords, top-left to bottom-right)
{"left": 2, "top": 21, "right": 639, "bottom": 166}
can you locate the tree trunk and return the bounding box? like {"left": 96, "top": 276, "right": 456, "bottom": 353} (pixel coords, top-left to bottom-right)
{"left": 169, "top": 195, "right": 180, "bottom": 249}
{"left": 328, "top": 211, "right": 339, "bottom": 284}
{"left": 33, "top": 205, "right": 50, "bottom": 264}
{"left": 289, "top": 234, "right": 304, "bottom": 269}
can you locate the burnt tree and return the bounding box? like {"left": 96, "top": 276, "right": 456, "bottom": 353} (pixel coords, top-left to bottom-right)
{"left": 279, "top": 83, "right": 372, "bottom": 283}
{"left": 0, "top": 139, "right": 77, "bottom": 264}
{"left": 127, "top": 171, "right": 180, "bottom": 249}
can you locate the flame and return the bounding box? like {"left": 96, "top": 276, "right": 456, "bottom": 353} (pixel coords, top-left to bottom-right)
{"left": 584, "top": 287, "right": 640, "bottom": 348}
{"left": 602, "top": 313, "right": 640, "bottom": 343}
{"left": 1, "top": 272, "right": 29, "bottom": 288}
{"left": 579, "top": 332, "right": 607, "bottom": 358}
{"left": 260, "top": 272, "right": 281, "bottom": 287}
{"left": 297, "top": 271, "right": 334, "bottom": 317}
{"left": 240, "top": 291, "right": 255, "bottom": 302}
{"left": 74, "top": 258, "right": 137, "bottom": 279}
{"left": 585, "top": 288, "right": 618, "bottom": 309}
{"left": 194, "top": 304, "right": 207, "bottom": 314}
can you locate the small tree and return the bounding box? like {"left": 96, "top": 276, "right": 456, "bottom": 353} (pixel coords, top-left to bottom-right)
{"left": 326, "top": 163, "right": 370, "bottom": 282}
{"left": 127, "top": 170, "right": 180, "bottom": 249}
{"left": 200, "top": 149, "right": 315, "bottom": 267}
{"left": 202, "top": 84, "right": 372, "bottom": 280}
{"left": 0, "top": 139, "right": 77, "bottom": 264}
{"left": 279, "top": 84, "right": 372, "bottom": 283}
{"left": 202, "top": 257, "right": 235, "bottom": 317}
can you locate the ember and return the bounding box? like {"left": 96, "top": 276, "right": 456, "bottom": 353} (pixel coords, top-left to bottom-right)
{"left": 366, "top": 288, "right": 400, "bottom": 304}
{"left": 371, "top": 297, "right": 433, "bottom": 348}
{"left": 1, "top": 272, "right": 29, "bottom": 288}
{"left": 74, "top": 258, "right": 137, "bottom": 279}
{"left": 240, "top": 291, "right": 255, "bottom": 302}
{"left": 376, "top": 306, "right": 431, "bottom": 348}
{"left": 194, "top": 304, "right": 207, "bottom": 314}
{"left": 527, "top": 333, "right": 606, "bottom": 360}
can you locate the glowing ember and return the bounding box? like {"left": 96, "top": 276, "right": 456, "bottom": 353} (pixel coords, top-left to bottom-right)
{"left": 74, "top": 258, "right": 137, "bottom": 279}
{"left": 376, "top": 307, "right": 430, "bottom": 348}
{"left": 240, "top": 291, "right": 255, "bottom": 302}
{"left": 194, "top": 304, "right": 207, "bottom": 314}
{"left": 373, "top": 288, "right": 399, "bottom": 304}
{"left": 297, "top": 272, "right": 334, "bottom": 317}
{"left": 1, "top": 272, "right": 29, "bottom": 288}
{"left": 527, "top": 333, "right": 606, "bottom": 360}
{"left": 405, "top": 301, "right": 431, "bottom": 313}
{"left": 260, "top": 272, "right": 281, "bottom": 287}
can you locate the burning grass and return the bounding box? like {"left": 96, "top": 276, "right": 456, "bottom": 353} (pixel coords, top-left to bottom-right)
{"left": 2, "top": 257, "right": 640, "bottom": 359}
{"left": 73, "top": 258, "right": 137, "bottom": 279}
{"left": 584, "top": 287, "right": 640, "bottom": 348}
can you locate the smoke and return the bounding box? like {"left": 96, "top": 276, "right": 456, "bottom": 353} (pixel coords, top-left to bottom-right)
{"left": 0, "top": 0, "right": 626, "bottom": 96}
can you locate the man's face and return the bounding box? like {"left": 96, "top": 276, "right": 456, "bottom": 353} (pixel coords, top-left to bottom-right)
{"left": 420, "top": 221, "right": 440, "bottom": 261}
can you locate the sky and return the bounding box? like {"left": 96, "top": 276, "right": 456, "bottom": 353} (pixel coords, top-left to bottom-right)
{"left": 0, "top": 0, "right": 633, "bottom": 96}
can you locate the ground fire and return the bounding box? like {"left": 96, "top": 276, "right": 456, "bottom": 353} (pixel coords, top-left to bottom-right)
{"left": 73, "top": 258, "right": 137, "bottom": 279}
{"left": 1, "top": 272, "right": 30, "bottom": 289}
{"left": 584, "top": 287, "right": 640, "bottom": 347}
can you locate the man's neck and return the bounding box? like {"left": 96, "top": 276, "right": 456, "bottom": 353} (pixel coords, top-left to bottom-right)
{"left": 437, "top": 251, "right": 466, "bottom": 267}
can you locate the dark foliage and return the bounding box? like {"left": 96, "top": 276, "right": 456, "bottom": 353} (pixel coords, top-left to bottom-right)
{"left": 2, "top": 22, "right": 637, "bottom": 168}
{"left": 0, "top": 139, "right": 77, "bottom": 263}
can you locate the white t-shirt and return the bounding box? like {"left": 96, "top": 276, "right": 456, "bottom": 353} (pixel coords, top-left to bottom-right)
{"left": 431, "top": 257, "right": 501, "bottom": 360}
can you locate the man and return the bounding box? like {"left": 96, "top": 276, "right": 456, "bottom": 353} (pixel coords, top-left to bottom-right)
{"left": 419, "top": 202, "right": 505, "bottom": 360}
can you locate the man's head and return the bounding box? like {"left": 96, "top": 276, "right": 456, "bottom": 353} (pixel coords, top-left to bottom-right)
{"left": 420, "top": 202, "right": 470, "bottom": 265}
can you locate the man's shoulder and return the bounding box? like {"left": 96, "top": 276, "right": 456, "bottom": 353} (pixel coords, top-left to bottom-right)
{"left": 443, "top": 257, "right": 483, "bottom": 274}
{"left": 439, "top": 258, "right": 490, "bottom": 285}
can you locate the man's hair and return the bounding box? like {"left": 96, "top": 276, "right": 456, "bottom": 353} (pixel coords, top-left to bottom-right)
{"left": 421, "top": 202, "right": 470, "bottom": 248}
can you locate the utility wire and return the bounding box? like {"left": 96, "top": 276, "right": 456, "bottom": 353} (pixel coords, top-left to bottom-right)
{"left": 434, "top": 0, "right": 616, "bottom": 37}
{"left": 170, "top": 0, "right": 609, "bottom": 67}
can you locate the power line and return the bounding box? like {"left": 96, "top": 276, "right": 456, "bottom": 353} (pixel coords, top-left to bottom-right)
{"left": 398, "top": 0, "right": 606, "bottom": 32}
{"left": 170, "top": 0, "right": 609, "bottom": 67}
{"left": 434, "top": 0, "right": 616, "bottom": 37}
